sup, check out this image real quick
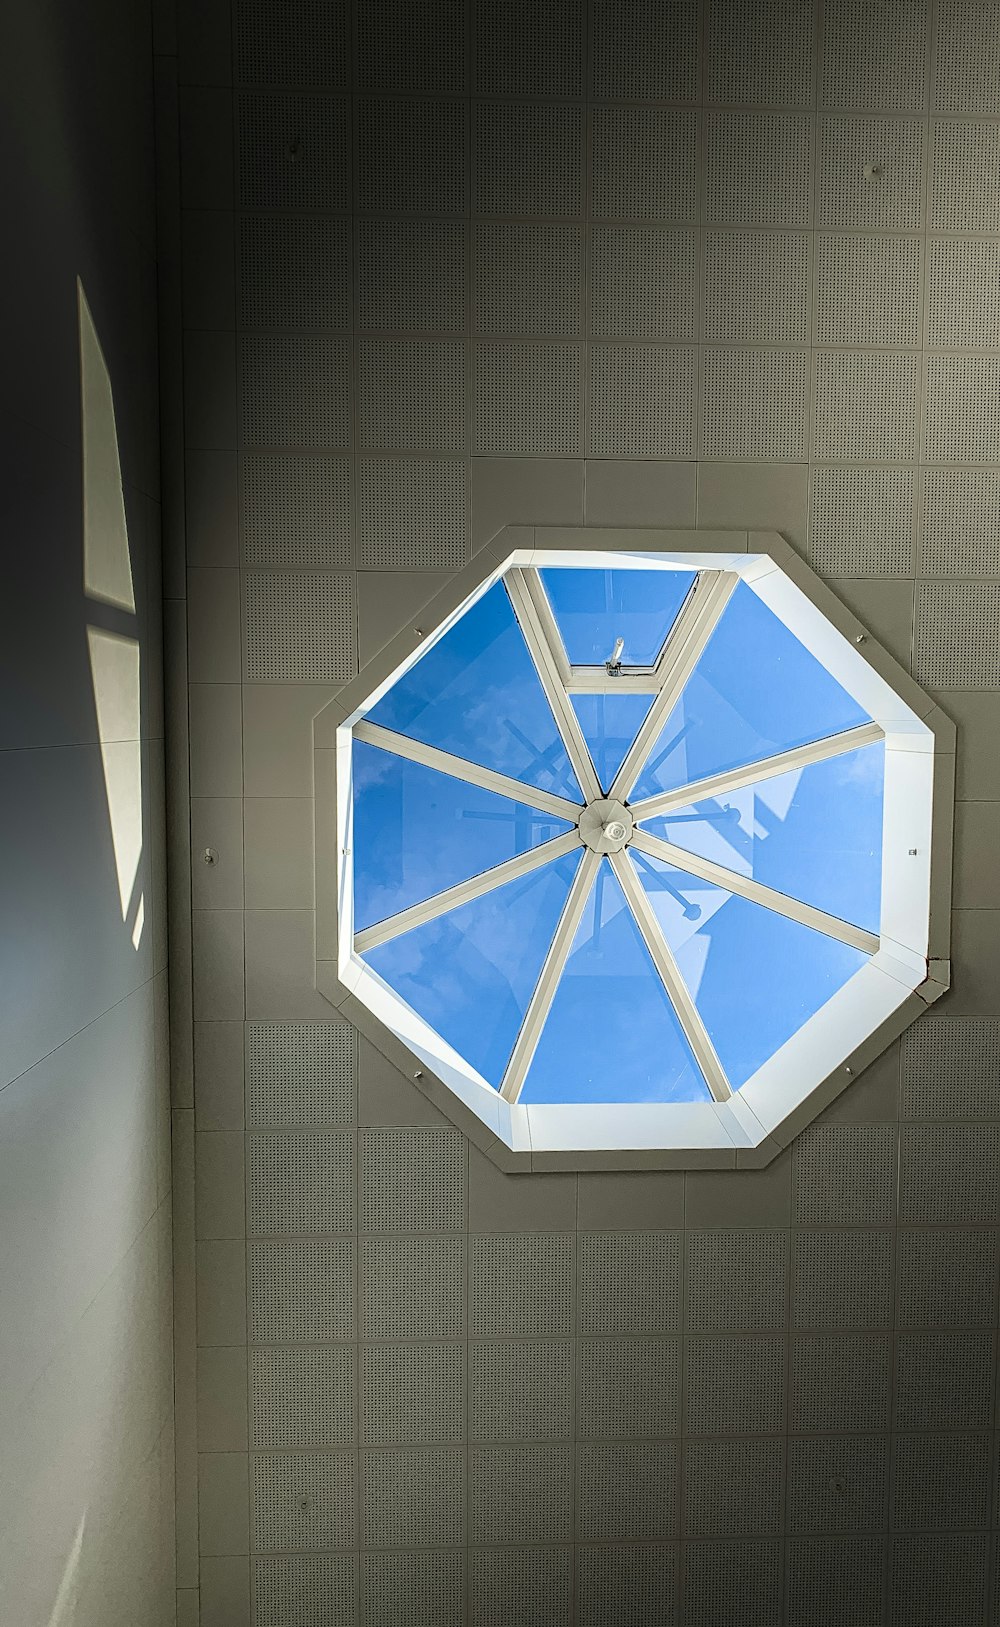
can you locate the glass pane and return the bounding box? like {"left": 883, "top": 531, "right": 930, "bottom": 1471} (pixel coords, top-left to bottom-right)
{"left": 352, "top": 740, "right": 572, "bottom": 932}
{"left": 632, "top": 582, "right": 871, "bottom": 798}
{"left": 521, "top": 860, "right": 711, "bottom": 1105}
{"left": 363, "top": 851, "right": 581, "bottom": 1088}
{"left": 633, "top": 850, "right": 869, "bottom": 1090}
{"left": 640, "top": 743, "right": 884, "bottom": 934}
{"left": 541, "top": 567, "right": 696, "bottom": 667}
{"left": 571, "top": 693, "right": 654, "bottom": 793}
{"left": 365, "top": 580, "right": 580, "bottom": 800}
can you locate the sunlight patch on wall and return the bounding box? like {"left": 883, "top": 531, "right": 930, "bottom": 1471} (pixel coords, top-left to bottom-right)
{"left": 78, "top": 282, "right": 135, "bottom": 613}
{"left": 87, "top": 628, "right": 143, "bottom": 934}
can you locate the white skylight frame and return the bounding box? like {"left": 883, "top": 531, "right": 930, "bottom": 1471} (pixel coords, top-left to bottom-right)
{"left": 315, "top": 529, "right": 954, "bottom": 1171}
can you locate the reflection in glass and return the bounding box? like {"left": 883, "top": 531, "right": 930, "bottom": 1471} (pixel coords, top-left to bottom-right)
{"left": 541, "top": 567, "right": 696, "bottom": 667}
{"left": 364, "top": 852, "right": 582, "bottom": 1088}
{"left": 633, "top": 850, "right": 869, "bottom": 1089}
{"left": 521, "top": 860, "right": 711, "bottom": 1105}
{"left": 640, "top": 743, "right": 885, "bottom": 934}
{"left": 366, "top": 580, "right": 580, "bottom": 799}
{"left": 633, "top": 583, "right": 870, "bottom": 798}
{"left": 352, "top": 741, "right": 571, "bottom": 931}
{"left": 571, "top": 693, "right": 654, "bottom": 792}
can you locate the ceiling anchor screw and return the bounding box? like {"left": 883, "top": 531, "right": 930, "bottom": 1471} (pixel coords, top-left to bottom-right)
{"left": 854, "top": 632, "right": 867, "bottom": 644}
{"left": 203, "top": 848, "right": 218, "bottom": 866}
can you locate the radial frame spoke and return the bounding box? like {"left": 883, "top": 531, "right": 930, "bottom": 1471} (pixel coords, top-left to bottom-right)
{"left": 609, "top": 849, "right": 731, "bottom": 1104}
{"left": 354, "top": 829, "right": 582, "bottom": 953}
{"left": 630, "top": 827, "right": 880, "bottom": 955}
{"left": 499, "top": 848, "right": 601, "bottom": 1103}
{"left": 354, "top": 719, "right": 583, "bottom": 821}
{"left": 631, "top": 720, "right": 885, "bottom": 821}
{"left": 505, "top": 568, "right": 603, "bottom": 804}
{"left": 609, "top": 570, "right": 739, "bottom": 805}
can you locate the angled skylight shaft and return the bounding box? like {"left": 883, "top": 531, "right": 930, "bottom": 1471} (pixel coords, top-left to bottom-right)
{"left": 350, "top": 561, "right": 893, "bottom": 1113}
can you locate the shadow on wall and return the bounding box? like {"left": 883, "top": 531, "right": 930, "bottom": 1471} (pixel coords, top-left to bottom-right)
{"left": 79, "top": 278, "right": 144, "bottom": 952}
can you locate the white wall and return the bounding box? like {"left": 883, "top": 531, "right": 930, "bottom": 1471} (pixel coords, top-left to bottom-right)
{"left": 0, "top": 1, "right": 174, "bottom": 1622}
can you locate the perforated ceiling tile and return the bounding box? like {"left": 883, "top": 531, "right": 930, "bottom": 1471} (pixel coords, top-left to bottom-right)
{"left": 893, "top": 1331, "right": 994, "bottom": 1430}
{"left": 686, "top": 1232, "right": 789, "bottom": 1332}
{"left": 813, "top": 351, "right": 919, "bottom": 463}
{"left": 253, "top": 1554, "right": 357, "bottom": 1627}
{"left": 787, "top": 1436, "right": 889, "bottom": 1535}
{"left": 892, "top": 1432, "right": 992, "bottom": 1531}
{"left": 362, "top": 1447, "right": 466, "bottom": 1547}
{"left": 358, "top": 458, "right": 467, "bottom": 569}
{"left": 790, "top": 1334, "right": 892, "bottom": 1433}
{"left": 469, "top": 1340, "right": 574, "bottom": 1442}
{"left": 234, "top": 0, "right": 349, "bottom": 87}
{"left": 934, "top": 1, "right": 1000, "bottom": 113}
{"left": 252, "top": 1451, "right": 355, "bottom": 1551}
{"left": 361, "top": 1551, "right": 465, "bottom": 1627}
{"left": 817, "top": 117, "right": 925, "bottom": 229}
{"left": 358, "top": 98, "right": 467, "bottom": 216}
{"left": 590, "top": 227, "right": 697, "bottom": 343}
{"left": 359, "top": 339, "right": 465, "bottom": 453}
{"left": 474, "top": 103, "right": 583, "bottom": 218}
{"left": 683, "top": 1541, "right": 783, "bottom": 1626}
{"left": 926, "top": 239, "right": 1000, "bottom": 350}
{"left": 247, "top": 1022, "right": 356, "bottom": 1126}
{"left": 580, "top": 1234, "right": 682, "bottom": 1337}
{"left": 705, "top": 112, "right": 813, "bottom": 227}
{"left": 240, "top": 336, "right": 351, "bottom": 449}
{"left": 917, "top": 468, "right": 1000, "bottom": 575}
{"left": 703, "top": 231, "right": 811, "bottom": 345}
{"left": 896, "top": 1229, "right": 999, "bottom": 1329}
{"left": 471, "top": 1445, "right": 574, "bottom": 1543}
{"left": 358, "top": 1127, "right": 466, "bottom": 1232}
{"left": 794, "top": 1124, "right": 897, "bottom": 1225}
{"left": 240, "top": 455, "right": 352, "bottom": 568}
{"left": 702, "top": 348, "right": 809, "bottom": 461}
{"left": 914, "top": 583, "right": 1000, "bottom": 687}
{"left": 578, "top": 1442, "right": 677, "bottom": 1542}
{"left": 474, "top": 0, "right": 583, "bottom": 95}
{"left": 247, "top": 1131, "right": 355, "bottom": 1234}
{"left": 591, "top": 108, "right": 698, "bottom": 222}
{"left": 809, "top": 467, "right": 915, "bottom": 577}
{"left": 899, "top": 1124, "right": 1000, "bottom": 1223}
{"left": 683, "top": 1437, "right": 785, "bottom": 1537}
{"left": 577, "top": 1339, "right": 679, "bottom": 1439}
{"left": 250, "top": 1344, "right": 355, "bottom": 1447}
{"left": 356, "top": 0, "right": 466, "bottom": 94}
{"left": 591, "top": 0, "right": 698, "bottom": 100}
{"left": 474, "top": 222, "right": 582, "bottom": 339}
{"left": 358, "top": 220, "right": 466, "bottom": 334}
{"left": 900, "top": 1017, "right": 1000, "bottom": 1118}
{"left": 239, "top": 216, "right": 351, "bottom": 331}
{"left": 474, "top": 342, "right": 581, "bottom": 456}
{"left": 821, "top": 0, "right": 928, "bottom": 110}
{"left": 248, "top": 1237, "right": 355, "bottom": 1343}
{"left": 576, "top": 1544, "right": 677, "bottom": 1627}
{"left": 243, "top": 572, "right": 355, "bottom": 682}
{"left": 929, "top": 119, "right": 1000, "bottom": 231}
{"left": 360, "top": 1236, "right": 466, "bottom": 1340}
{"left": 237, "top": 92, "right": 351, "bottom": 211}
{"left": 705, "top": 0, "right": 814, "bottom": 106}
{"left": 361, "top": 1342, "right": 465, "bottom": 1445}
{"left": 685, "top": 1336, "right": 786, "bottom": 1435}
{"left": 814, "top": 233, "right": 922, "bottom": 347}
{"left": 889, "top": 1534, "right": 991, "bottom": 1627}
{"left": 792, "top": 1229, "right": 894, "bottom": 1329}
{"left": 469, "top": 1546, "right": 573, "bottom": 1627}
{"left": 786, "top": 1536, "right": 885, "bottom": 1627}
{"left": 590, "top": 345, "right": 696, "bottom": 457}
{"left": 470, "top": 1235, "right": 575, "bottom": 1339}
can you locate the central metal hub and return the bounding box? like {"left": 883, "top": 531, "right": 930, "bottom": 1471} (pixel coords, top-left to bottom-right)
{"left": 578, "top": 798, "right": 634, "bottom": 855}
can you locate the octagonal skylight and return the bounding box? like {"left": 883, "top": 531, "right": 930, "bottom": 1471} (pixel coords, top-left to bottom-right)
{"left": 325, "top": 542, "right": 950, "bottom": 1162}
